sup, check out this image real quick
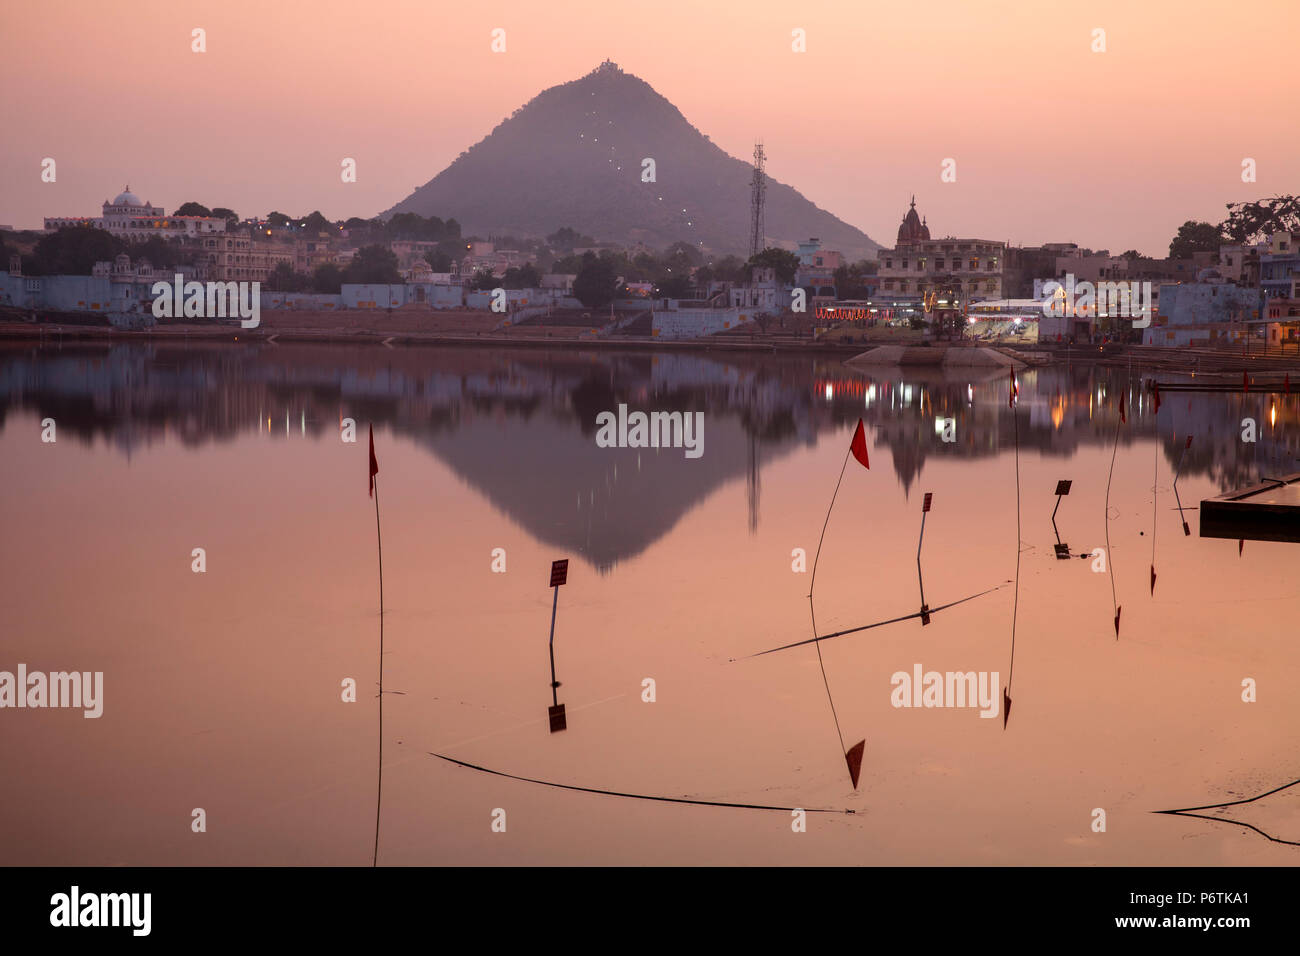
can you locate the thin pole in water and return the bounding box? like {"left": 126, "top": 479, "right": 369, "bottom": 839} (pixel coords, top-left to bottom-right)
{"left": 372, "top": 476, "right": 384, "bottom": 868}
{"left": 548, "top": 585, "right": 559, "bottom": 706}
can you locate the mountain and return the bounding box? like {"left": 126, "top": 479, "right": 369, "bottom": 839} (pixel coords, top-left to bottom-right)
{"left": 383, "top": 61, "right": 879, "bottom": 260}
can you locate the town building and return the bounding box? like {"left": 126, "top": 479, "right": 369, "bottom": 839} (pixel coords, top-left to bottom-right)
{"left": 872, "top": 197, "right": 1006, "bottom": 312}
{"left": 45, "top": 186, "right": 228, "bottom": 241}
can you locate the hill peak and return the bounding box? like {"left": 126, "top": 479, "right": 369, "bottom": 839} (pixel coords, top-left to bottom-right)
{"left": 384, "top": 65, "right": 877, "bottom": 259}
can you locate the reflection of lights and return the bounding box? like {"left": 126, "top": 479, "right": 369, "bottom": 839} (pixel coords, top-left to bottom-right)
{"left": 903, "top": 385, "right": 914, "bottom": 405}
{"left": 867, "top": 384, "right": 876, "bottom": 407}
{"left": 825, "top": 384, "right": 833, "bottom": 401}
{"left": 967, "top": 384, "right": 974, "bottom": 404}
{"left": 1271, "top": 402, "right": 1277, "bottom": 428}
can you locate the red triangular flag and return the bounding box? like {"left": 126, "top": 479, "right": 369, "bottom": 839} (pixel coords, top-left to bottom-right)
{"left": 1239, "top": 538, "right": 1244, "bottom": 557}
{"left": 1114, "top": 605, "right": 1122, "bottom": 639}
{"left": 845, "top": 740, "right": 865, "bottom": 789}
{"left": 368, "top": 424, "right": 379, "bottom": 498}
{"left": 1150, "top": 563, "right": 1157, "bottom": 595}
{"left": 849, "top": 419, "right": 870, "bottom": 469}
{"left": 1119, "top": 392, "right": 1127, "bottom": 424}
{"left": 1002, "top": 688, "right": 1012, "bottom": 730}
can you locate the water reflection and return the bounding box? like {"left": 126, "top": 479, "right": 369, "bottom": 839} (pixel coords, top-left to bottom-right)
{"left": 3, "top": 342, "right": 1296, "bottom": 573}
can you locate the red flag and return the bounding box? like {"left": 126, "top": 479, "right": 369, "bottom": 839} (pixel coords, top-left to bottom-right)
{"left": 845, "top": 740, "right": 865, "bottom": 789}
{"left": 1243, "top": 370, "right": 1250, "bottom": 393}
{"left": 1239, "top": 539, "right": 1244, "bottom": 557}
{"left": 368, "top": 424, "right": 379, "bottom": 498}
{"left": 1150, "top": 563, "right": 1157, "bottom": 595}
{"left": 850, "top": 419, "right": 870, "bottom": 469}
{"left": 1002, "top": 688, "right": 1012, "bottom": 730}
{"left": 1119, "top": 392, "right": 1127, "bottom": 424}
{"left": 1114, "top": 605, "right": 1122, "bottom": 639}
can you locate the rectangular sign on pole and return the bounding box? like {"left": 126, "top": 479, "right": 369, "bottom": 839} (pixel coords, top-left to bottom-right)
{"left": 922, "top": 493, "right": 933, "bottom": 513}
{"left": 548, "top": 703, "right": 567, "bottom": 733}
{"left": 549, "top": 559, "right": 569, "bottom": 588}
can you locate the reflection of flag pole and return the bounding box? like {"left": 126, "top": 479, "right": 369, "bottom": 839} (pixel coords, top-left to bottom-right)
{"left": 1172, "top": 435, "right": 1193, "bottom": 536}
{"left": 808, "top": 420, "right": 870, "bottom": 788}
{"left": 1105, "top": 388, "right": 1125, "bottom": 639}
{"left": 917, "top": 493, "right": 932, "bottom": 624}
{"left": 369, "top": 425, "right": 383, "bottom": 867}
{"left": 546, "top": 559, "right": 569, "bottom": 732}
{"left": 1004, "top": 369, "right": 1020, "bottom": 729}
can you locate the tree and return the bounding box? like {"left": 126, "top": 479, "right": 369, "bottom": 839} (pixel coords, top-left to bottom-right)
{"left": 175, "top": 201, "right": 212, "bottom": 217}
{"left": 470, "top": 268, "right": 498, "bottom": 291}
{"left": 501, "top": 263, "right": 541, "bottom": 289}
{"left": 423, "top": 250, "right": 452, "bottom": 271}
{"left": 211, "top": 207, "right": 237, "bottom": 222}
{"left": 655, "top": 272, "right": 693, "bottom": 299}
{"left": 746, "top": 247, "right": 800, "bottom": 283}
{"left": 134, "top": 235, "right": 183, "bottom": 269}
{"left": 1119, "top": 249, "right": 1143, "bottom": 259}
{"left": 312, "top": 263, "right": 344, "bottom": 294}
{"left": 833, "top": 260, "right": 879, "bottom": 299}
{"left": 573, "top": 255, "right": 620, "bottom": 308}
{"left": 27, "top": 226, "right": 122, "bottom": 275}
{"left": 1168, "top": 221, "right": 1222, "bottom": 258}
{"left": 266, "top": 211, "right": 292, "bottom": 229}
{"left": 266, "top": 261, "right": 309, "bottom": 292}
{"left": 343, "top": 244, "right": 402, "bottom": 284}
{"left": 298, "top": 211, "right": 333, "bottom": 235}
{"left": 1220, "top": 196, "right": 1300, "bottom": 244}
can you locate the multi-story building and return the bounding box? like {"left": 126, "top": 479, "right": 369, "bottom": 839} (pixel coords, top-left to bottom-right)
{"left": 45, "top": 186, "right": 227, "bottom": 241}
{"left": 874, "top": 198, "right": 1006, "bottom": 308}
{"left": 1260, "top": 230, "right": 1300, "bottom": 300}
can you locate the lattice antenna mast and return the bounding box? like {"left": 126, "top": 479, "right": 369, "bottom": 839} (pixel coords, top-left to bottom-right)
{"left": 749, "top": 142, "right": 766, "bottom": 259}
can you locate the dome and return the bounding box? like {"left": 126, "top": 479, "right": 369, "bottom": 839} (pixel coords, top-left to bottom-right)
{"left": 113, "top": 186, "right": 142, "bottom": 206}
{"left": 897, "top": 196, "right": 930, "bottom": 243}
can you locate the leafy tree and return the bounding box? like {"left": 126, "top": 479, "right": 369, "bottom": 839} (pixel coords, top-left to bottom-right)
{"left": 298, "top": 211, "right": 333, "bottom": 235}
{"left": 547, "top": 226, "right": 594, "bottom": 252}
{"left": 746, "top": 247, "right": 800, "bottom": 283}
{"left": 1119, "top": 249, "right": 1143, "bottom": 259}
{"left": 27, "top": 226, "right": 122, "bottom": 275}
{"left": 211, "top": 207, "right": 237, "bottom": 222}
{"left": 832, "top": 260, "right": 879, "bottom": 298}
{"left": 343, "top": 244, "right": 402, "bottom": 284}
{"left": 424, "top": 250, "right": 452, "bottom": 271}
{"left": 573, "top": 255, "right": 621, "bottom": 308}
{"left": 1168, "top": 221, "right": 1222, "bottom": 258}
{"left": 134, "top": 235, "right": 184, "bottom": 269}
{"left": 470, "top": 268, "right": 498, "bottom": 291}
{"left": 1220, "top": 196, "right": 1300, "bottom": 244}
{"left": 501, "top": 263, "right": 542, "bottom": 289}
{"left": 551, "top": 253, "right": 587, "bottom": 274}
{"left": 312, "top": 263, "right": 344, "bottom": 294}
{"left": 266, "top": 261, "right": 309, "bottom": 292}
{"left": 655, "top": 272, "right": 693, "bottom": 299}
{"left": 663, "top": 240, "right": 703, "bottom": 267}
{"left": 175, "top": 201, "right": 212, "bottom": 217}
{"left": 266, "top": 211, "right": 292, "bottom": 229}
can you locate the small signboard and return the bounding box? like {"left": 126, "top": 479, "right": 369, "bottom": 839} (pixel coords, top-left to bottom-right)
{"left": 549, "top": 559, "right": 569, "bottom": 588}
{"left": 922, "top": 493, "right": 933, "bottom": 513}
{"left": 548, "top": 703, "right": 567, "bottom": 733}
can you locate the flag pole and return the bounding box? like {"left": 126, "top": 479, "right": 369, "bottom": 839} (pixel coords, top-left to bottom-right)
{"left": 369, "top": 425, "right": 383, "bottom": 867}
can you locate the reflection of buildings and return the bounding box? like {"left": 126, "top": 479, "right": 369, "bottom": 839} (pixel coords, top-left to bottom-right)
{"left": 3, "top": 344, "right": 1296, "bottom": 564}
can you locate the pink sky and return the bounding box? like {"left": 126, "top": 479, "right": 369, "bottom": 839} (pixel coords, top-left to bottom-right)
{"left": 2, "top": 0, "right": 1296, "bottom": 255}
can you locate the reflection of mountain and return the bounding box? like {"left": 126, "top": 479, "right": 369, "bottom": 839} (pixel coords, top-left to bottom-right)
{"left": 2, "top": 343, "right": 1297, "bottom": 567}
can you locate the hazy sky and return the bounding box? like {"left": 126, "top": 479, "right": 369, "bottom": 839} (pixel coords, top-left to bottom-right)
{"left": 2, "top": 0, "right": 1296, "bottom": 255}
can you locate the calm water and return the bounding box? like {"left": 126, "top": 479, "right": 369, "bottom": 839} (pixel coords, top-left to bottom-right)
{"left": 1, "top": 341, "right": 1298, "bottom": 865}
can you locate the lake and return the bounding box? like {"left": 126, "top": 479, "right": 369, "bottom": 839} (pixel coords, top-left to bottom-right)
{"left": 1, "top": 341, "right": 1297, "bottom": 865}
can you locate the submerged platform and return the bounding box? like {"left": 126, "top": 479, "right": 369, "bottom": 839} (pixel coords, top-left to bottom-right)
{"left": 1200, "top": 473, "right": 1300, "bottom": 543}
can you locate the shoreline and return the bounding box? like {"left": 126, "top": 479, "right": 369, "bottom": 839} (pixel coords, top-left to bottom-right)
{"left": 3, "top": 316, "right": 1300, "bottom": 370}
